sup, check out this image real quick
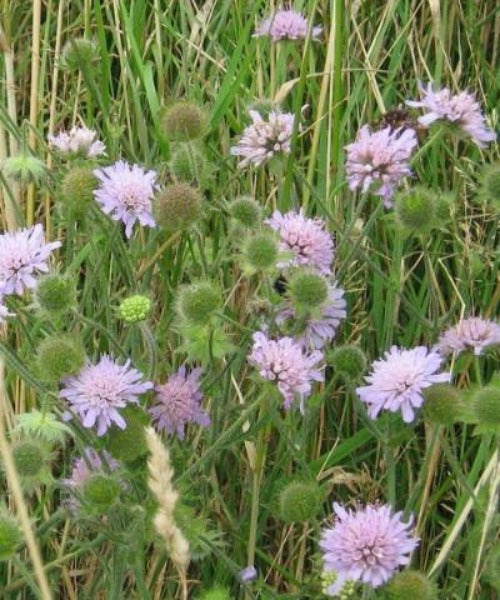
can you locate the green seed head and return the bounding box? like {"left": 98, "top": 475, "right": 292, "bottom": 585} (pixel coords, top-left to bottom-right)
{"left": 36, "top": 334, "right": 85, "bottom": 383}
{"left": 0, "top": 510, "right": 22, "bottom": 561}
{"left": 170, "top": 143, "right": 212, "bottom": 188}
{"left": 386, "top": 569, "right": 438, "bottom": 600}
{"left": 477, "top": 162, "right": 500, "bottom": 208}
{"left": 82, "top": 474, "right": 120, "bottom": 510}
{"left": 162, "top": 101, "right": 206, "bottom": 141}
{"left": 106, "top": 407, "right": 149, "bottom": 462}
{"left": 288, "top": 271, "right": 328, "bottom": 311}
{"left": 60, "top": 167, "right": 97, "bottom": 218}
{"left": 395, "top": 187, "right": 437, "bottom": 235}
{"left": 153, "top": 183, "right": 202, "bottom": 233}
{"left": 12, "top": 441, "right": 45, "bottom": 477}
{"left": 241, "top": 232, "right": 278, "bottom": 273}
{"left": 35, "top": 273, "right": 77, "bottom": 317}
{"left": 422, "top": 384, "right": 462, "bottom": 425}
{"left": 2, "top": 153, "right": 47, "bottom": 186}
{"left": 278, "top": 481, "right": 323, "bottom": 523}
{"left": 326, "top": 345, "right": 367, "bottom": 382}
{"left": 61, "top": 37, "right": 99, "bottom": 71}
{"left": 230, "top": 196, "right": 262, "bottom": 227}
{"left": 118, "top": 295, "right": 152, "bottom": 323}
{"left": 471, "top": 387, "right": 500, "bottom": 426}
{"left": 177, "top": 281, "right": 221, "bottom": 326}
{"left": 199, "top": 587, "right": 231, "bottom": 600}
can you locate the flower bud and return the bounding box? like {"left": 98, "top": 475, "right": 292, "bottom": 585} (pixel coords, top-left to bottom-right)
{"left": 170, "top": 143, "right": 212, "bottom": 188}
{"left": 162, "top": 101, "right": 206, "bottom": 141}
{"left": 435, "top": 191, "right": 454, "bottom": 224}
{"left": 422, "top": 383, "right": 462, "bottom": 425}
{"left": 36, "top": 334, "right": 85, "bottom": 382}
{"left": 394, "top": 186, "right": 437, "bottom": 235}
{"left": 288, "top": 271, "right": 328, "bottom": 312}
{"left": 61, "top": 37, "right": 99, "bottom": 71}
{"left": 12, "top": 441, "right": 45, "bottom": 477}
{"left": 118, "top": 295, "right": 152, "bottom": 323}
{"left": 477, "top": 162, "right": 500, "bottom": 208}
{"left": 106, "top": 407, "right": 149, "bottom": 462}
{"left": 241, "top": 232, "right": 278, "bottom": 273}
{"left": 177, "top": 281, "right": 221, "bottom": 326}
{"left": 199, "top": 587, "right": 231, "bottom": 600}
{"left": 35, "top": 273, "right": 77, "bottom": 317}
{"left": 60, "top": 166, "right": 97, "bottom": 218}
{"left": 278, "top": 480, "right": 323, "bottom": 523}
{"left": 82, "top": 474, "right": 120, "bottom": 510}
{"left": 2, "top": 153, "right": 47, "bottom": 186}
{"left": 321, "top": 570, "right": 356, "bottom": 598}
{"left": 0, "top": 510, "right": 23, "bottom": 561}
{"left": 471, "top": 386, "right": 500, "bottom": 426}
{"left": 326, "top": 345, "right": 366, "bottom": 382}
{"left": 387, "top": 569, "right": 438, "bottom": 600}
{"left": 153, "top": 183, "right": 202, "bottom": 234}
{"left": 229, "top": 196, "right": 262, "bottom": 227}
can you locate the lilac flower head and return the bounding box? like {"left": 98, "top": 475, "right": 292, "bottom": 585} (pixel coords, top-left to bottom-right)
{"left": 93, "top": 160, "right": 157, "bottom": 238}
{"left": 0, "top": 225, "right": 61, "bottom": 296}
{"left": 320, "top": 503, "right": 419, "bottom": 594}
{"left": 48, "top": 126, "right": 106, "bottom": 157}
{"left": 356, "top": 346, "right": 450, "bottom": 423}
{"left": 60, "top": 355, "right": 153, "bottom": 436}
{"left": 230, "top": 110, "right": 295, "bottom": 168}
{"left": 345, "top": 125, "right": 418, "bottom": 207}
{"left": 266, "top": 209, "right": 334, "bottom": 275}
{"left": 248, "top": 331, "right": 323, "bottom": 412}
{"left": 406, "top": 83, "right": 496, "bottom": 147}
{"left": 436, "top": 317, "right": 500, "bottom": 357}
{"left": 239, "top": 565, "right": 258, "bottom": 583}
{"left": 254, "top": 9, "right": 322, "bottom": 41}
{"left": 149, "top": 366, "right": 210, "bottom": 440}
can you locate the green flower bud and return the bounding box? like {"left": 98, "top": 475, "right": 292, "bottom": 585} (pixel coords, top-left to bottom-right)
{"left": 162, "top": 101, "right": 206, "bottom": 141}
{"left": 0, "top": 510, "right": 23, "bottom": 561}
{"left": 471, "top": 386, "right": 500, "bottom": 426}
{"left": 394, "top": 187, "right": 437, "bottom": 236}
{"left": 170, "top": 143, "right": 212, "bottom": 188}
{"left": 12, "top": 441, "right": 45, "bottom": 477}
{"left": 60, "top": 166, "right": 97, "bottom": 218}
{"left": 199, "top": 586, "right": 231, "bottom": 600}
{"left": 35, "top": 273, "right": 77, "bottom": 317}
{"left": 477, "top": 162, "right": 500, "bottom": 209}
{"left": 422, "top": 383, "right": 462, "bottom": 425}
{"left": 177, "top": 281, "right": 221, "bottom": 326}
{"left": 278, "top": 480, "right": 323, "bottom": 523}
{"left": 288, "top": 271, "right": 328, "bottom": 311}
{"left": 326, "top": 345, "right": 366, "bottom": 382}
{"left": 153, "top": 183, "right": 202, "bottom": 234}
{"left": 386, "top": 569, "right": 438, "bottom": 600}
{"left": 106, "top": 407, "right": 149, "bottom": 462}
{"left": 82, "top": 474, "right": 120, "bottom": 510}
{"left": 435, "top": 191, "right": 454, "bottom": 224}
{"left": 61, "top": 37, "right": 99, "bottom": 71}
{"left": 118, "top": 295, "right": 152, "bottom": 323}
{"left": 241, "top": 232, "right": 278, "bottom": 273}
{"left": 229, "top": 196, "right": 262, "bottom": 228}
{"left": 320, "top": 570, "right": 356, "bottom": 598}
{"left": 36, "top": 334, "right": 85, "bottom": 382}
{"left": 2, "top": 153, "right": 47, "bottom": 186}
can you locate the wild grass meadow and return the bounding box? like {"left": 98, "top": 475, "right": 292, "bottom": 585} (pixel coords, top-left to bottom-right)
{"left": 0, "top": 1, "right": 499, "bottom": 598}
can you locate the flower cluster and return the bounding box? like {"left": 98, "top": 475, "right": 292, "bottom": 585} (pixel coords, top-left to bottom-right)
{"left": 254, "top": 9, "right": 322, "bottom": 41}
{"left": 436, "top": 316, "right": 500, "bottom": 356}
{"left": 48, "top": 126, "right": 106, "bottom": 157}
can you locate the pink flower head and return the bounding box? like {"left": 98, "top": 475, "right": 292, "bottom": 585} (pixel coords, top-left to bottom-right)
{"left": 0, "top": 225, "right": 61, "bottom": 296}
{"left": 48, "top": 126, "right": 106, "bottom": 157}
{"left": 406, "top": 82, "right": 496, "bottom": 147}
{"left": 436, "top": 317, "right": 500, "bottom": 357}
{"left": 356, "top": 346, "right": 450, "bottom": 423}
{"left": 230, "top": 110, "right": 295, "bottom": 168}
{"left": 60, "top": 355, "right": 153, "bottom": 436}
{"left": 149, "top": 366, "right": 210, "bottom": 440}
{"left": 345, "top": 125, "right": 418, "bottom": 207}
{"left": 277, "top": 280, "right": 346, "bottom": 349}
{"left": 320, "top": 503, "right": 419, "bottom": 594}
{"left": 93, "top": 160, "right": 157, "bottom": 238}
{"left": 254, "top": 9, "right": 322, "bottom": 41}
{"left": 248, "top": 331, "right": 323, "bottom": 412}
{"left": 266, "top": 209, "right": 334, "bottom": 275}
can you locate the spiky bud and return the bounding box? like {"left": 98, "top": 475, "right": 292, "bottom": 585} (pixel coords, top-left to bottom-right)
{"left": 229, "top": 196, "right": 262, "bottom": 227}
{"left": 118, "top": 295, "right": 152, "bottom": 323}
{"left": 60, "top": 166, "right": 97, "bottom": 218}
{"left": 153, "top": 183, "right": 202, "bottom": 234}
{"left": 2, "top": 153, "right": 47, "bottom": 186}
{"left": 199, "top": 587, "right": 231, "bottom": 600}
{"left": 162, "top": 101, "right": 206, "bottom": 141}
{"left": 435, "top": 191, "right": 454, "bottom": 224}
{"left": 170, "top": 143, "right": 212, "bottom": 188}
{"left": 82, "top": 474, "right": 120, "bottom": 510}
{"left": 326, "top": 345, "right": 367, "bottom": 382}
{"left": 240, "top": 232, "right": 278, "bottom": 273}
{"left": 477, "top": 162, "right": 500, "bottom": 208}
{"left": 288, "top": 271, "right": 328, "bottom": 312}
{"left": 395, "top": 187, "right": 437, "bottom": 236}
{"left": 278, "top": 481, "right": 323, "bottom": 523}
{"left": 177, "top": 281, "right": 221, "bottom": 326}
{"left": 61, "top": 37, "right": 99, "bottom": 71}
{"left": 0, "top": 510, "right": 22, "bottom": 561}
{"left": 35, "top": 273, "right": 77, "bottom": 317}
{"left": 106, "top": 407, "right": 149, "bottom": 462}
{"left": 386, "top": 569, "right": 438, "bottom": 600}
{"left": 36, "top": 334, "right": 85, "bottom": 382}
{"left": 471, "top": 386, "right": 500, "bottom": 426}
{"left": 12, "top": 441, "right": 45, "bottom": 477}
{"left": 321, "top": 571, "right": 356, "bottom": 598}
{"left": 422, "top": 383, "right": 462, "bottom": 425}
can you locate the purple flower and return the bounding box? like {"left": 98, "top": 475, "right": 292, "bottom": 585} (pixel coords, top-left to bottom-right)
{"left": 320, "top": 503, "right": 419, "bottom": 594}
{"left": 248, "top": 331, "right": 323, "bottom": 412}
{"left": 266, "top": 210, "right": 334, "bottom": 276}
{"left": 149, "top": 366, "right": 210, "bottom": 440}
{"left": 230, "top": 110, "right": 295, "bottom": 168}
{"left": 254, "top": 9, "right": 322, "bottom": 41}
{"left": 48, "top": 126, "right": 106, "bottom": 157}
{"left": 436, "top": 317, "right": 500, "bottom": 357}
{"left": 406, "top": 82, "right": 496, "bottom": 147}
{"left": 60, "top": 355, "right": 153, "bottom": 436}
{"left": 93, "top": 160, "right": 157, "bottom": 238}
{"left": 239, "top": 565, "right": 258, "bottom": 583}
{"left": 0, "top": 225, "right": 61, "bottom": 296}
{"left": 277, "top": 280, "right": 346, "bottom": 349}
{"left": 356, "top": 346, "right": 450, "bottom": 423}
{"left": 345, "top": 125, "right": 418, "bottom": 207}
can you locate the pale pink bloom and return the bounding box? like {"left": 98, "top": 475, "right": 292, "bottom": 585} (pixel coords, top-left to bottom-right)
{"left": 436, "top": 317, "right": 500, "bottom": 356}
{"left": 407, "top": 82, "right": 496, "bottom": 147}
{"left": 254, "top": 9, "right": 322, "bottom": 41}
{"left": 356, "top": 346, "right": 450, "bottom": 422}
{"left": 48, "top": 126, "right": 106, "bottom": 157}
{"left": 320, "top": 503, "right": 419, "bottom": 595}
{"left": 230, "top": 110, "right": 295, "bottom": 168}
{"left": 345, "top": 125, "right": 418, "bottom": 207}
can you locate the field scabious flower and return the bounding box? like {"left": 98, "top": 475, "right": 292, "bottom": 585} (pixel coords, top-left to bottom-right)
{"left": 436, "top": 317, "right": 500, "bottom": 356}
{"left": 48, "top": 126, "right": 106, "bottom": 157}
{"left": 356, "top": 346, "right": 450, "bottom": 422}
{"left": 406, "top": 83, "right": 496, "bottom": 147}
{"left": 230, "top": 110, "right": 295, "bottom": 168}
{"left": 266, "top": 210, "right": 334, "bottom": 275}
{"left": 248, "top": 331, "right": 323, "bottom": 411}
{"left": 320, "top": 503, "right": 419, "bottom": 595}
{"left": 345, "top": 125, "right": 418, "bottom": 207}
{"left": 60, "top": 355, "right": 153, "bottom": 436}
{"left": 149, "top": 366, "right": 210, "bottom": 440}
{"left": 254, "top": 9, "right": 322, "bottom": 41}
{"left": 0, "top": 225, "right": 61, "bottom": 296}
{"left": 93, "top": 160, "right": 157, "bottom": 238}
